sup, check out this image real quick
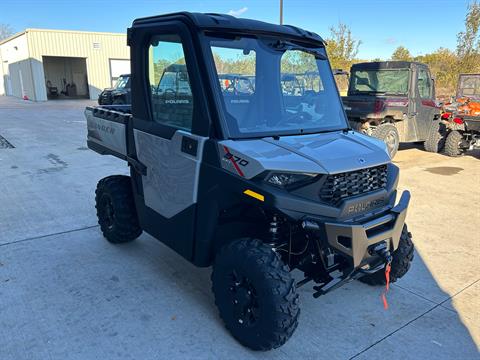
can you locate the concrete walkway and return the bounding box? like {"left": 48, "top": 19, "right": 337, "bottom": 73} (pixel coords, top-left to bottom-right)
{"left": 0, "top": 97, "right": 478, "bottom": 359}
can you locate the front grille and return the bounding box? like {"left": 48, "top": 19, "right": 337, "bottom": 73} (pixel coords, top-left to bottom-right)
{"left": 319, "top": 165, "right": 387, "bottom": 206}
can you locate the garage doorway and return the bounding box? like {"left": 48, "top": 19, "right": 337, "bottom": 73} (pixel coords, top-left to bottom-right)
{"left": 109, "top": 59, "right": 130, "bottom": 88}
{"left": 43, "top": 56, "right": 89, "bottom": 99}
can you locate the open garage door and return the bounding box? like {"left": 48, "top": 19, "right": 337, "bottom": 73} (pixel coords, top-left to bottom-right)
{"left": 43, "top": 56, "right": 89, "bottom": 99}
{"left": 109, "top": 59, "right": 130, "bottom": 87}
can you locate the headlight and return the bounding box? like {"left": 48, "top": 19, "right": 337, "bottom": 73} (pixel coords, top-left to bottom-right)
{"left": 264, "top": 172, "right": 317, "bottom": 188}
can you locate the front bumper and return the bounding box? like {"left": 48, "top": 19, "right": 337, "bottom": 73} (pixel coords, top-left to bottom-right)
{"left": 323, "top": 190, "right": 410, "bottom": 268}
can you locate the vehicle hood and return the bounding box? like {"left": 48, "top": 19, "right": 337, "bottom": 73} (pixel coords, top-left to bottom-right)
{"left": 219, "top": 131, "right": 390, "bottom": 179}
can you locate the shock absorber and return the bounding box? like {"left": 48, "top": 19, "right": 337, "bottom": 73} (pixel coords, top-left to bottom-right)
{"left": 269, "top": 215, "right": 279, "bottom": 244}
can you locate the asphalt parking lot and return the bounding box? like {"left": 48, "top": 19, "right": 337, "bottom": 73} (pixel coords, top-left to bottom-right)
{"left": 0, "top": 96, "right": 478, "bottom": 360}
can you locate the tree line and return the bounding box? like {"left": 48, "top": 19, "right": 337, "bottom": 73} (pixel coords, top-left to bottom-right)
{"left": 209, "top": 0, "right": 479, "bottom": 98}
{"left": 327, "top": 1, "right": 480, "bottom": 97}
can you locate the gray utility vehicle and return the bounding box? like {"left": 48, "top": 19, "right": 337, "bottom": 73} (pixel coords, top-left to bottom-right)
{"left": 98, "top": 74, "right": 131, "bottom": 105}
{"left": 86, "top": 12, "right": 414, "bottom": 351}
{"left": 343, "top": 61, "right": 440, "bottom": 158}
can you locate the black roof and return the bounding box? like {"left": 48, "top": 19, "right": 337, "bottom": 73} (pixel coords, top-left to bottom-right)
{"left": 351, "top": 61, "right": 427, "bottom": 70}
{"left": 131, "top": 12, "right": 324, "bottom": 45}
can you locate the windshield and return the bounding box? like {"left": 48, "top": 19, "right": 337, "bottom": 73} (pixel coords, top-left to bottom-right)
{"left": 458, "top": 74, "right": 480, "bottom": 99}
{"left": 350, "top": 69, "right": 409, "bottom": 95}
{"left": 115, "top": 75, "right": 130, "bottom": 90}
{"left": 207, "top": 36, "right": 347, "bottom": 138}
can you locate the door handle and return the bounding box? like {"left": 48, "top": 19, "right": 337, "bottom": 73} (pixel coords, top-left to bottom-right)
{"left": 181, "top": 136, "right": 198, "bottom": 156}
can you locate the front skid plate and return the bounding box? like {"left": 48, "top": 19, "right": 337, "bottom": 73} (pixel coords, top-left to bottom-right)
{"left": 324, "top": 191, "right": 410, "bottom": 268}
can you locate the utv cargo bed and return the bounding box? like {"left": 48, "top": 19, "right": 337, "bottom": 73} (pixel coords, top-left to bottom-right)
{"left": 86, "top": 105, "right": 131, "bottom": 160}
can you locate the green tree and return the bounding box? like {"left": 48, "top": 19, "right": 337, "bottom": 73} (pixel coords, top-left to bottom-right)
{"left": 0, "top": 24, "right": 14, "bottom": 41}
{"left": 415, "top": 48, "right": 458, "bottom": 96}
{"left": 391, "top": 46, "right": 413, "bottom": 61}
{"left": 456, "top": 0, "right": 480, "bottom": 73}
{"left": 325, "top": 23, "right": 362, "bottom": 70}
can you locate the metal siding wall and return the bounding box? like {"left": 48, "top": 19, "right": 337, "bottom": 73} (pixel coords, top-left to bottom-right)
{"left": 0, "top": 50, "right": 5, "bottom": 95}
{"left": 0, "top": 33, "right": 31, "bottom": 99}
{"left": 8, "top": 59, "right": 35, "bottom": 99}
{"left": 28, "top": 30, "right": 129, "bottom": 100}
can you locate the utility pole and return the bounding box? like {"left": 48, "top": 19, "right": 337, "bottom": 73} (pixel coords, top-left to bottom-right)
{"left": 280, "top": 0, "right": 284, "bottom": 25}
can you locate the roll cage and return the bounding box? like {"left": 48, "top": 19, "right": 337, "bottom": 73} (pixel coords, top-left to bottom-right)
{"left": 127, "top": 12, "right": 327, "bottom": 141}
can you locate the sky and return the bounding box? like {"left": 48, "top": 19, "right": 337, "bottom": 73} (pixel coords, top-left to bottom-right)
{"left": 0, "top": 0, "right": 473, "bottom": 60}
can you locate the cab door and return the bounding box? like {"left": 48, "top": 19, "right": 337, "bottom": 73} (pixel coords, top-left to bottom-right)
{"left": 413, "top": 65, "right": 437, "bottom": 140}
{"left": 128, "top": 24, "right": 210, "bottom": 261}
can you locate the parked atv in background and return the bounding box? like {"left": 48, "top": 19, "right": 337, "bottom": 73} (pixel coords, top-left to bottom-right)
{"left": 86, "top": 12, "right": 414, "bottom": 351}
{"left": 281, "top": 73, "right": 304, "bottom": 96}
{"left": 444, "top": 114, "right": 480, "bottom": 156}
{"left": 430, "top": 74, "right": 480, "bottom": 156}
{"left": 218, "top": 74, "right": 255, "bottom": 95}
{"left": 98, "top": 74, "right": 131, "bottom": 105}
{"left": 343, "top": 61, "right": 440, "bottom": 158}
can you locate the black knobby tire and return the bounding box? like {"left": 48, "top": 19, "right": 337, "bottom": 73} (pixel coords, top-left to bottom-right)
{"left": 358, "top": 224, "right": 414, "bottom": 286}
{"left": 444, "top": 130, "right": 464, "bottom": 157}
{"left": 211, "top": 239, "right": 300, "bottom": 351}
{"left": 95, "top": 175, "right": 142, "bottom": 243}
{"left": 372, "top": 123, "right": 400, "bottom": 158}
{"left": 424, "top": 122, "right": 446, "bottom": 153}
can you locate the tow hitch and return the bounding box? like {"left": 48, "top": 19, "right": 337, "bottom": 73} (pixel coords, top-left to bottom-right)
{"left": 370, "top": 241, "right": 392, "bottom": 264}
{"left": 370, "top": 241, "right": 394, "bottom": 309}
{"left": 306, "top": 241, "right": 394, "bottom": 299}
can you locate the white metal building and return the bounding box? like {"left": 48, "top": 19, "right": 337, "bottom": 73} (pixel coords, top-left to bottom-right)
{"left": 0, "top": 29, "right": 130, "bottom": 101}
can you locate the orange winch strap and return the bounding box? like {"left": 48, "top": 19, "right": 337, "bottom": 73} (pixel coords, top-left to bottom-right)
{"left": 381, "top": 263, "right": 391, "bottom": 310}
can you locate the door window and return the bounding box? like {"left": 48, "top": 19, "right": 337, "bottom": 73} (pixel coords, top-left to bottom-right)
{"left": 148, "top": 35, "right": 193, "bottom": 131}
{"left": 417, "top": 69, "right": 432, "bottom": 99}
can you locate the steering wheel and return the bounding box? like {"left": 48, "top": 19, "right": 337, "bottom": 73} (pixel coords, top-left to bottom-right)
{"left": 277, "top": 110, "right": 312, "bottom": 126}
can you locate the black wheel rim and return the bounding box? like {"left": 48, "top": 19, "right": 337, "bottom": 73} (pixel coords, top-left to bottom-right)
{"left": 101, "top": 195, "right": 115, "bottom": 229}
{"left": 228, "top": 270, "right": 259, "bottom": 326}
